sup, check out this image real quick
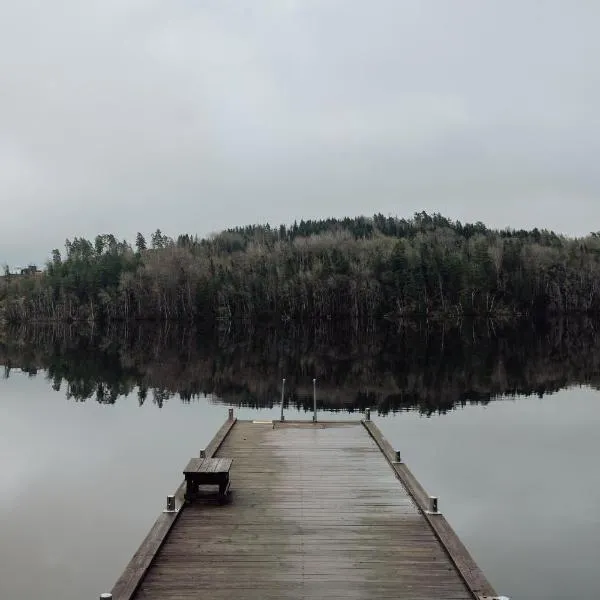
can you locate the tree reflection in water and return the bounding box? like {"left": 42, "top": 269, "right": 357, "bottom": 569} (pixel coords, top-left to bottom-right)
{"left": 2, "top": 318, "right": 599, "bottom": 415}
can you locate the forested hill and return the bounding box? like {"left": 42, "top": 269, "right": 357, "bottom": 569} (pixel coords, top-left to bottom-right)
{"left": 2, "top": 212, "right": 600, "bottom": 325}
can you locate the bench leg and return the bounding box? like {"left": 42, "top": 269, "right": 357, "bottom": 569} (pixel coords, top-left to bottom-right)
{"left": 218, "top": 477, "right": 230, "bottom": 503}
{"left": 185, "top": 479, "right": 197, "bottom": 502}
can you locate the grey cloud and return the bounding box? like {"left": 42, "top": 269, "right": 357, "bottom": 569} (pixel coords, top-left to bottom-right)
{"left": 0, "top": 0, "right": 598, "bottom": 266}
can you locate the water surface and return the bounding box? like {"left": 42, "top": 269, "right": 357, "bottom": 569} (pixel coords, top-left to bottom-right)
{"left": 1, "top": 321, "right": 600, "bottom": 599}
{"left": 1, "top": 372, "right": 599, "bottom": 599}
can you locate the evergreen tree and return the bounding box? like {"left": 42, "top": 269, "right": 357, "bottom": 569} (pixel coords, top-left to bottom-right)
{"left": 136, "top": 232, "right": 147, "bottom": 253}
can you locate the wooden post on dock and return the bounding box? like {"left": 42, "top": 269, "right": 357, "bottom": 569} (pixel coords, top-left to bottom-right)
{"left": 365, "top": 408, "right": 371, "bottom": 421}
{"left": 280, "top": 378, "right": 286, "bottom": 421}
{"left": 312, "top": 378, "right": 317, "bottom": 422}
{"left": 428, "top": 496, "right": 439, "bottom": 514}
{"left": 228, "top": 408, "right": 234, "bottom": 421}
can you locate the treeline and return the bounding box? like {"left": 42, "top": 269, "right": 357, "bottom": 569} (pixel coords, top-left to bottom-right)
{"left": 2, "top": 319, "right": 600, "bottom": 414}
{"left": 3, "top": 213, "right": 600, "bottom": 324}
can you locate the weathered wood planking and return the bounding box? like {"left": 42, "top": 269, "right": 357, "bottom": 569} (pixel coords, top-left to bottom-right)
{"left": 184, "top": 458, "right": 233, "bottom": 474}
{"left": 123, "top": 419, "right": 492, "bottom": 600}
{"left": 362, "top": 419, "right": 497, "bottom": 598}
{"left": 110, "top": 416, "right": 236, "bottom": 600}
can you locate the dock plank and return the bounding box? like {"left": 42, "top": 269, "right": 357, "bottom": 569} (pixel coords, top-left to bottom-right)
{"left": 124, "top": 420, "right": 486, "bottom": 600}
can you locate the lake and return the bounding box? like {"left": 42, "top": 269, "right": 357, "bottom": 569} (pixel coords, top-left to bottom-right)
{"left": 1, "top": 320, "right": 600, "bottom": 599}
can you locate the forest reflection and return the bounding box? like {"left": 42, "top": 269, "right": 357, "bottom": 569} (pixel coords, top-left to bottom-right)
{"left": 2, "top": 318, "right": 600, "bottom": 415}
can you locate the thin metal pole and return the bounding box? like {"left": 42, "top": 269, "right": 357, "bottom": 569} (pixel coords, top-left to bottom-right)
{"left": 280, "top": 378, "right": 286, "bottom": 421}
{"left": 312, "top": 378, "right": 317, "bottom": 422}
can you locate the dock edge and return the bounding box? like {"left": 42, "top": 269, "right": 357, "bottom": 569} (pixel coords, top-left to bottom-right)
{"left": 361, "top": 419, "right": 498, "bottom": 600}
{"left": 109, "top": 412, "right": 237, "bottom": 600}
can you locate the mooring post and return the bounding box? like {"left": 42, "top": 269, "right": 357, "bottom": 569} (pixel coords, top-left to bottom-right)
{"left": 312, "top": 378, "right": 317, "bottom": 422}
{"left": 280, "top": 378, "right": 286, "bottom": 421}
{"left": 165, "top": 495, "right": 176, "bottom": 513}
{"left": 394, "top": 450, "right": 401, "bottom": 463}
{"left": 428, "top": 496, "right": 439, "bottom": 514}
{"left": 199, "top": 449, "right": 206, "bottom": 458}
{"left": 365, "top": 407, "right": 370, "bottom": 421}
{"left": 228, "top": 408, "right": 234, "bottom": 421}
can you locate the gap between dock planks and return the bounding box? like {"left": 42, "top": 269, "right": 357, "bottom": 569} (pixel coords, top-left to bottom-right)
{"left": 110, "top": 415, "right": 237, "bottom": 600}
{"left": 362, "top": 419, "right": 497, "bottom": 599}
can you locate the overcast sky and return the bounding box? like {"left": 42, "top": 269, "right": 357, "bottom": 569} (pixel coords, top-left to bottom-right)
{"left": 1, "top": 1, "right": 598, "bottom": 266}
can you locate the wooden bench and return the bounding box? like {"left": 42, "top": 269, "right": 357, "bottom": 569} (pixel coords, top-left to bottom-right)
{"left": 183, "top": 458, "right": 232, "bottom": 502}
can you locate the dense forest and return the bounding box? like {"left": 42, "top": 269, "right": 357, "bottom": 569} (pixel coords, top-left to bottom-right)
{"left": 2, "top": 212, "right": 600, "bottom": 325}
{"left": 2, "top": 319, "right": 600, "bottom": 414}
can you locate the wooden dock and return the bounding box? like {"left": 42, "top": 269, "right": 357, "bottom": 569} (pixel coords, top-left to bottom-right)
{"left": 109, "top": 414, "right": 500, "bottom": 600}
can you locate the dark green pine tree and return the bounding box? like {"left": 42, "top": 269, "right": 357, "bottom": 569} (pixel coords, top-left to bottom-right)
{"left": 136, "top": 232, "right": 147, "bottom": 253}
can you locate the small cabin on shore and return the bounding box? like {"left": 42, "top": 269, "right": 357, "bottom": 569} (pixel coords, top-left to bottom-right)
{"left": 1, "top": 265, "right": 42, "bottom": 279}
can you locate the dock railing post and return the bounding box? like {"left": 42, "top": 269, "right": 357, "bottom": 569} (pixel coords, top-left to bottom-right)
{"left": 163, "top": 494, "right": 177, "bottom": 514}
{"left": 312, "top": 378, "right": 317, "bottom": 422}
{"left": 394, "top": 450, "right": 401, "bottom": 463}
{"left": 427, "top": 496, "right": 439, "bottom": 514}
{"left": 228, "top": 408, "right": 234, "bottom": 421}
{"left": 280, "top": 378, "right": 286, "bottom": 421}
{"left": 365, "top": 407, "right": 370, "bottom": 421}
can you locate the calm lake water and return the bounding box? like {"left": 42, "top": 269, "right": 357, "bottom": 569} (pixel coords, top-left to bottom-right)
{"left": 1, "top": 371, "right": 599, "bottom": 600}
{"left": 2, "top": 321, "right": 600, "bottom": 599}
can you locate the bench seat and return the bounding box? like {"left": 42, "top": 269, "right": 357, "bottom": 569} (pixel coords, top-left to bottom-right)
{"left": 183, "top": 457, "right": 232, "bottom": 502}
